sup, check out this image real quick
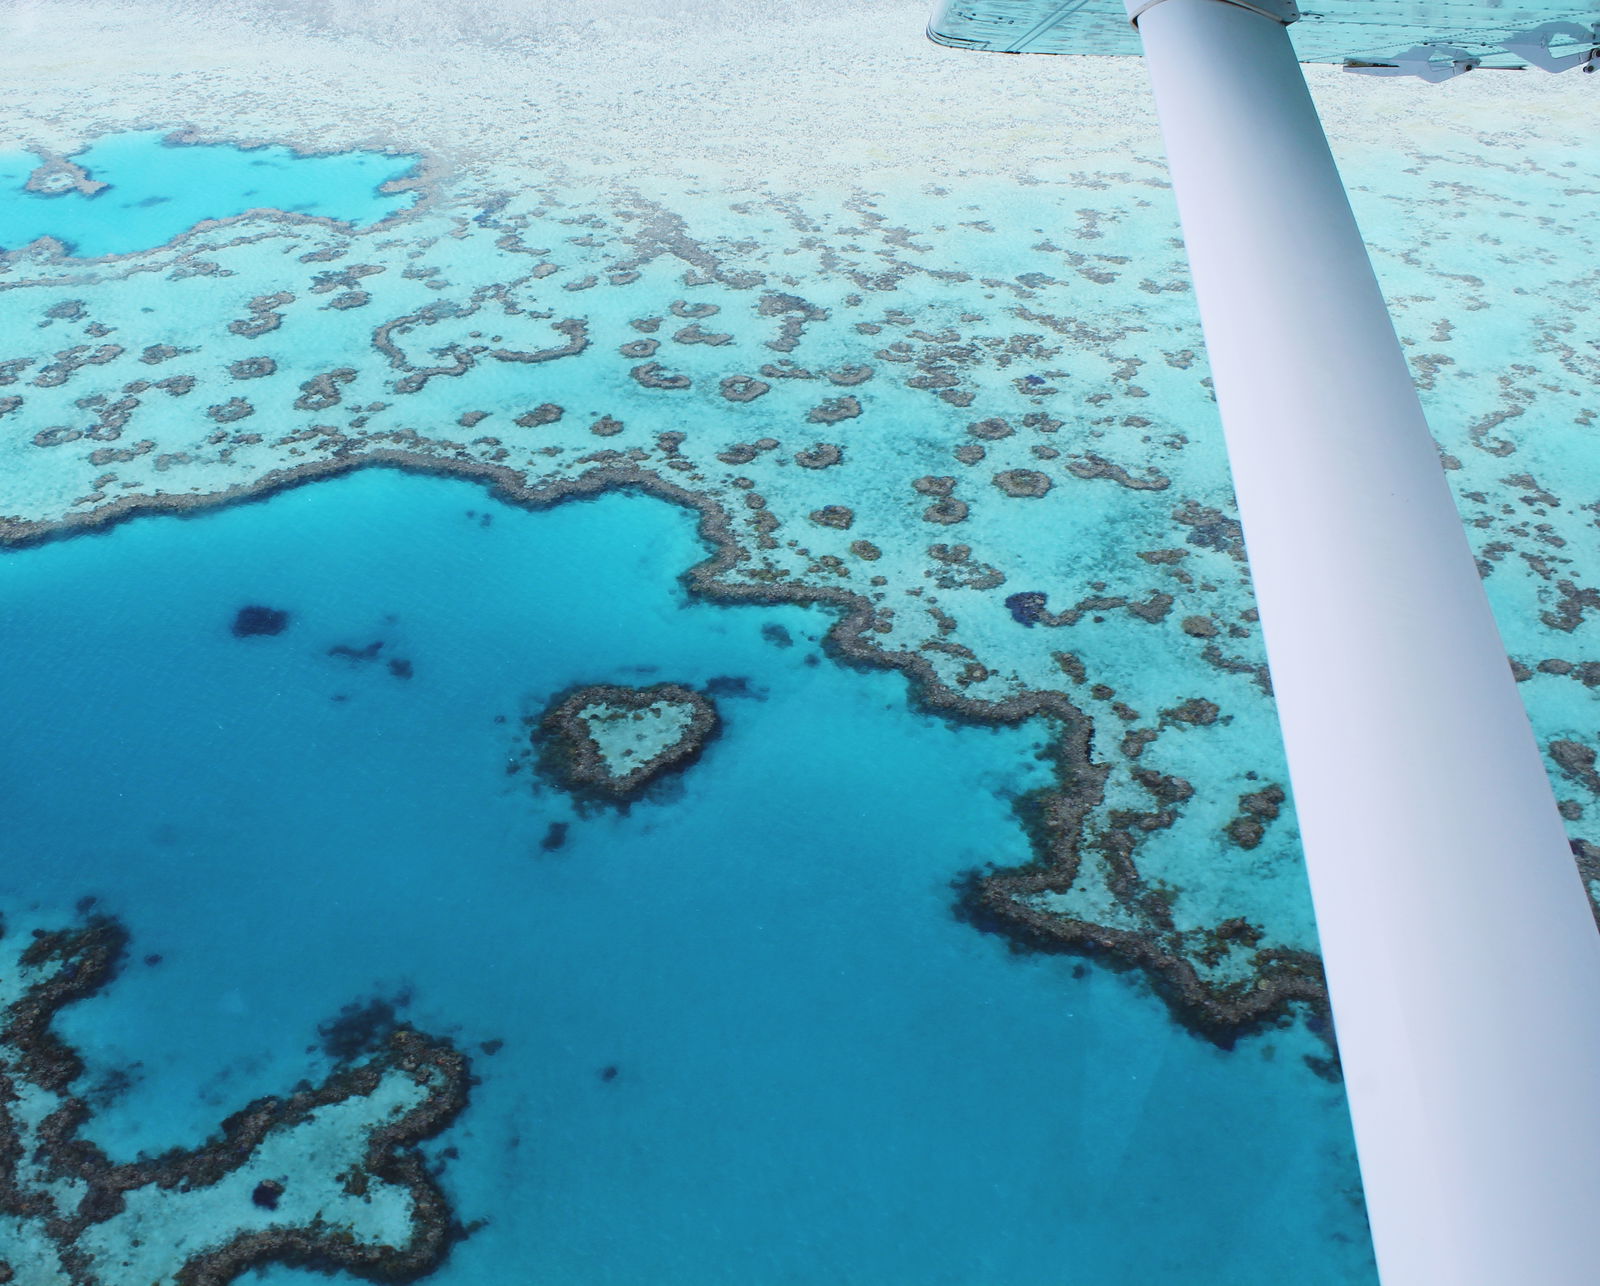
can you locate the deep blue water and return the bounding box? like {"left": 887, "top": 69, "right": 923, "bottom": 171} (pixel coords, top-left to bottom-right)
{"left": 0, "top": 130, "right": 416, "bottom": 256}
{"left": 0, "top": 468, "right": 1374, "bottom": 1284}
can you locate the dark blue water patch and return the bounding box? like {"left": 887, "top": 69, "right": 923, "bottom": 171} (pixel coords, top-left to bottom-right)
{"left": 0, "top": 469, "right": 1375, "bottom": 1284}
{"left": 0, "top": 130, "right": 419, "bottom": 257}
{"left": 1005, "top": 590, "right": 1050, "bottom": 626}
{"left": 231, "top": 604, "right": 291, "bottom": 637}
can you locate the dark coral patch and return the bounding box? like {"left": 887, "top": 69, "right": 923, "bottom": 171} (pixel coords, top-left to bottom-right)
{"left": 794, "top": 443, "right": 843, "bottom": 470}
{"left": 993, "top": 469, "right": 1053, "bottom": 499}
{"left": 318, "top": 992, "right": 412, "bottom": 1062}
{"left": 231, "top": 605, "right": 290, "bottom": 637}
{"left": 809, "top": 505, "right": 854, "bottom": 530}
{"left": 534, "top": 682, "right": 720, "bottom": 807}
{"left": 1005, "top": 592, "right": 1049, "bottom": 626}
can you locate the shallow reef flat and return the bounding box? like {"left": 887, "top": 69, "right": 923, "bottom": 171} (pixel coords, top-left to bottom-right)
{"left": 0, "top": 912, "right": 467, "bottom": 1283}
{"left": 0, "top": 165, "right": 1328, "bottom": 1040}
{"left": 0, "top": 129, "right": 421, "bottom": 258}
{"left": 1, "top": 123, "right": 1595, "bottom": 1048}
{"left": 536, "top": 682, "right": 722, "bottom": 806}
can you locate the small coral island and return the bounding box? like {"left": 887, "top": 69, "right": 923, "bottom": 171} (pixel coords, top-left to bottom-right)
{"left": 0, "top": 913, "right": 468, "bottom": 1284}
{"left": 535, "top": 682, "right": 720, "bottom": 806}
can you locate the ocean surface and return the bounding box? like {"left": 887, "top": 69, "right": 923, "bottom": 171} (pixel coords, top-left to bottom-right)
{"left": 2, "top": 3, "right": 1595, "bottom": 1280}
{"left": 0, "top": 467, "right": 1370, "bottom": 1284}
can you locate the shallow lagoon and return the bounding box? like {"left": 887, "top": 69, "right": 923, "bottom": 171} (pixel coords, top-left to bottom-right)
{"left": 20, "top": 26, "right": 1598, "bottom": 1279}
{"left": 0, "top": 130, "right": 417, "bottom": 257}
{"left": 0, "top": 468, "right": 1375, "bottom": 1284}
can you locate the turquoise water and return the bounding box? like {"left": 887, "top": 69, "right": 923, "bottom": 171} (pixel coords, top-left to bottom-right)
{"left": 5, "top": 14, "right": 1600, "bottom": 1276}
{"left": 0, "top": 130, "right": 417, "bottom": 256}
{"left": 0, "top": 468, "right": 1374, "bottom": 1283}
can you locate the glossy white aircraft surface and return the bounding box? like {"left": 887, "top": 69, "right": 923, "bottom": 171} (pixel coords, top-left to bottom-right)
{"left": 929, "top": 0, "right": 1600, "bottom": 75}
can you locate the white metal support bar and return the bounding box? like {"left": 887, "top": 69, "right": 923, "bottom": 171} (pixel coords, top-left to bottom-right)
{"left": 1124, "top": 1, "right": 1600, "bottom": 1282}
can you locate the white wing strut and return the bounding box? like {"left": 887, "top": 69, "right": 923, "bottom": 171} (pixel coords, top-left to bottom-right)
{"left": 1126, "top": 2, "right": 1600, "bottom": 1282}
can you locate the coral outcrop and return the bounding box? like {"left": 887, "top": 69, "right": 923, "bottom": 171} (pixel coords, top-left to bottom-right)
{"left": 0, "top": 914, "right": 468, "bottom": 1284}
{"left": 534, "top": 682, "right": 720, "bottom": 806}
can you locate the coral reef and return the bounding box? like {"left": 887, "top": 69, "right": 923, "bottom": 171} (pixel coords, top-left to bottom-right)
{"left": 534, "top": 681, "right": 721, "bottom": 806}
{"left": 0, "top": 914, "right": 469, "bottom": 1284}
{"left": 1, "top": 116, "right": 1595, "bottom": 1062}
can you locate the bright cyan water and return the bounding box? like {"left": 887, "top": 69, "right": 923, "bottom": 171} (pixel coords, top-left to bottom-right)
{"left": 0, "top": 468, "right": 1374, "bottom": 1285}
{"left": 0, "top": 130, "right": 417, "bottom": 257}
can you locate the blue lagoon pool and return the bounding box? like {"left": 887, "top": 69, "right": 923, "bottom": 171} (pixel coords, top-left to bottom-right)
{"left": 0, "top": 130, "right": 418, "bottom": 257}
